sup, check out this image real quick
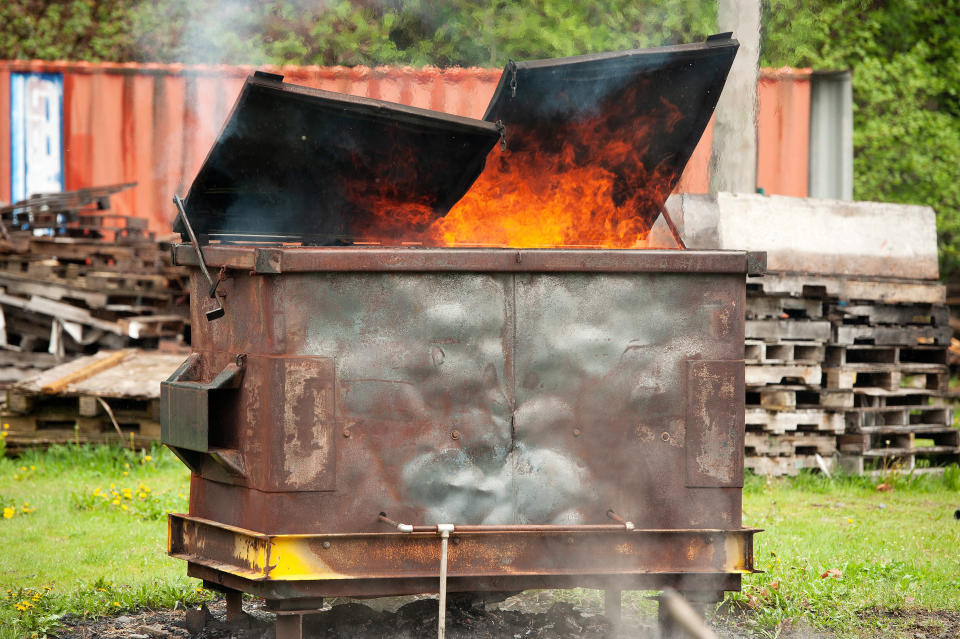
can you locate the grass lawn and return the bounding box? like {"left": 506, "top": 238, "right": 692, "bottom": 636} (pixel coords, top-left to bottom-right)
{"left": 0, "top": 443, "right": 208, "bottom": 638}
{"left": 1, "top": 441, "right": 959, "bottom": 638}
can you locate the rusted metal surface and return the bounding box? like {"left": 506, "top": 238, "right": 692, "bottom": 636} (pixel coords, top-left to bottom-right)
{"left": 163, "top": 245, "right": 758, "bottom": 597}
{"left": 169, "top": 514, "right": 756, "bottom": 597}
{"left": 171, "top": 245, "right": 765, "bottom": 274}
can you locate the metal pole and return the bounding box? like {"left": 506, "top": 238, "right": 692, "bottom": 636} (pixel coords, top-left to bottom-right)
{"left": 437, "top": 524, "right": 454, "bottom": 639}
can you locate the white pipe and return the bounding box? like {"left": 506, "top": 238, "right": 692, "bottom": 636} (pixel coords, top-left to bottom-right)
{"left": 436, "top": 524, "right": 454, "bottom": 639}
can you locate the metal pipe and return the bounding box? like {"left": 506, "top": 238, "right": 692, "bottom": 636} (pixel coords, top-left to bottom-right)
{"left": 378, "top": 512, "right": 637, "bottom": 534}
{"left": 436, "top": 524, "right": 454, "bottom": 639}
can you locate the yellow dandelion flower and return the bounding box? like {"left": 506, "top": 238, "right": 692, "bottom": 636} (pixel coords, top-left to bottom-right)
{"left": 122, "top": 471, "right": 129, "bottom": 476}
{"left": 847, "top": 518, "right": 854, "bottom": 524}
{"left": 144, "top": 455, "right": 151, "bottom": 462}
{"left": 2, "top": 507, "right": 14, "bottom": 519}
{"left": 29, "top": 465, "right": 35, "bottom": 471}
{"left": 121, "top": 504, "right": 128, "bottom": 511}
{"left": 124, "top": 463, "right": 130, "bottom": 469}
{"left": 112, "top": 499, "right": 121, "bottom": 506}
{"left": 0, "top": 432, "right": 7, "bottom": 438}
{"left": 19, "top": 466, "right": 26, "bottom": 472}
{"left": 2, "top": 423, "right": 8, "bottom": 429}
{"left": 113, "top": 601, "right": 120, "bottom": 607}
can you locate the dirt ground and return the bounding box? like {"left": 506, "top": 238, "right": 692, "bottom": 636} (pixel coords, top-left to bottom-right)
{"left": 56, "top": 595, "right": 625, "bottom": 639}
{"left": 53, "top": 595, "right": 960, "bottom": 639}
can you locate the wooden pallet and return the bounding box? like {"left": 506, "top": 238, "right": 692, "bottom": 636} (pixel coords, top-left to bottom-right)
{"left": 833, "top": 324, "right": 952, "bottom": 346}
{"left": 2, "top": 430, "right": 157, "bottom": 454}
{"left": 843, "top": 405, "right": 952, "bottom": 431}
{"left": 838, "top": 429, "right": 960, "bottom": 454}
{"left": 745, "top": 340, "right": 825, "bottom": 365}
{"left": 828, "top": 302, "right": 949, "bottom": 327}
{"left": 745, "top": 319, "right": 831, "bottom": 341}
{"left": 746, "top": 385, "right": 854, "bottom": 410}
{"left": 746, "top": 273, "right": 946, "bottom": 305}
{"left": 746, "top": 454, "right": 832, "bottom": 477}
{"left": 825, "top": 344, "right": 948, "bottom": 368}
{"left": 746, "top": 295, "right": 824, "bottom": 320}
{"left": 823, "top": 364, "right": 948, "bottom": 392}
{"left": 838, "top": 449, "right": 960, "bottom": 474}
{"left": 745, "top": 364, "right": 822, "bottom": 386}
{"left": 1, "top": 413, "right": 161, "bottom": 438}
{"left": 745, "top": 408, "right": 845, "bottom": 435}
{"left": 745, "top": 431, "right": 837, "bottom": 457}
{"left": 5, "top": 389, "right": 158, "bottom": 420}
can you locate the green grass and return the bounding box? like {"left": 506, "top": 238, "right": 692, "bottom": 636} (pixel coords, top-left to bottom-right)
{"left": 0, "top": 443, "right": 209, "bottom": 638}
{"left": 1, "top": 442, "right": 959, "bottom": 638}
{"left": 724, "top": 468, "right": 960, "bottom": 638}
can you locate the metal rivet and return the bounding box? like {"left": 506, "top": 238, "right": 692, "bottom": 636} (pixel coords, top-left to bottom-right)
{"left": 343, "top": 429, "right": 351, "bottom": 438}
{"left": 322, "top": 541, "right": 331, "bottom": 549}
{"left": 451, "top": 430, "right": 460, "bottom": 440}
{"left": 661, "top": 432, "right": 670, "bottom": 442}
{"left": 573, "top": 428, "right": 581, "bottom": 437}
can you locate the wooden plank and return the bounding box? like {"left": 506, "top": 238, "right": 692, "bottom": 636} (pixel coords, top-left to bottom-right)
{"left": 745, "top": 364, "right": 821, "bottom": 386}
{"left": 41, "top": 350, "right": 132, "bottom": 394}
{"left": 745, "top": 319, "right": 831, "bottom": 341}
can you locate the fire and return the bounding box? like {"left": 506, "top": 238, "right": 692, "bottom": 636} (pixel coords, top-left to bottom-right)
{"left": 355, "top": 83, "right": 686, "bottom": 248}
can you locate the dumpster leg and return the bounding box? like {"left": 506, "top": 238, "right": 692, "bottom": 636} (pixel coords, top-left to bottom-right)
{"left": 224, "top": 589, "right": 244, "bottom": 623}
{"left": 275, "top": 612, "right": 303, "bottom": 639}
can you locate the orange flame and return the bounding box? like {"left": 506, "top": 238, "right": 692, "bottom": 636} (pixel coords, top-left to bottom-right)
{"left": 356, "top": 86, "right": 686, "bottom": 248}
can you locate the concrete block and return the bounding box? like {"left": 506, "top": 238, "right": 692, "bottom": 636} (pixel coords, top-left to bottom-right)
{"left": 673, "top": 192, "right": 939, "bottom": 280}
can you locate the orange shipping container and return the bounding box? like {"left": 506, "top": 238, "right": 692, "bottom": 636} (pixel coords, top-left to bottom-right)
{"left": 0, "top": 60, "right": 811, "bottom": 232}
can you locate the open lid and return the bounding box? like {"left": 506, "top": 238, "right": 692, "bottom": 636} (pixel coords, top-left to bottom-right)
{"left": 179, "top": 72, "right": 502, "bottom": 243}
{"left": 478, "top": 34, "right": 738, "bottom": 241}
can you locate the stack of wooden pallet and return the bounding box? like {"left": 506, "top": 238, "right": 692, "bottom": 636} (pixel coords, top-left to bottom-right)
{"left": 1, "top": 349, "right": 186, "bottom": 453}
{"left": 0, "top": 184, "right": 188, "bottom": 385}
{"left": 673, "top": 192, "right": 959, "bottom": 475}
{"left": 744, "top": 273, "right": 954, "bottom": 475}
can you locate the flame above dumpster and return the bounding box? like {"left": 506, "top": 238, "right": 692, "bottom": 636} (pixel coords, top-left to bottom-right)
{"left": 179, "top": 36, "right": 738, "bottom": 249}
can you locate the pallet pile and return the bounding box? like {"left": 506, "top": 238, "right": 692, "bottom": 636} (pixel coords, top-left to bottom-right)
{"left": 0, "top": 184, "right": 188, "bottom": 385}
{"left": 744, "top": 274, "right": 954, "bottom": 475}
{"left": 674, "top": 192, "right": 959, "bottom": 475}
{"left": 1, "top": 349, "right": 186, "bottom": 453}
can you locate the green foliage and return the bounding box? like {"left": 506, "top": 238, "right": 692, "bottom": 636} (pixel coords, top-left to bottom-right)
{"left": 1, "top": 1, "right": 717, "bottom": 67}
{"left": 0, "top": 1, "right": 136, "bottom": 61}
{"left": 762, "top": 0, "right": 960, "bottom": 277}
{"left": 125, "top": 0, "right": 717, "bottom": 67}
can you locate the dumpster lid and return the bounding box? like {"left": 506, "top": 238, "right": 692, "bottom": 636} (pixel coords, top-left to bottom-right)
{"left": 478, "top": 35, "right": 738, "bottom": 238}
{"left": 178, "top": 72, "right": 501, "bottom": 244}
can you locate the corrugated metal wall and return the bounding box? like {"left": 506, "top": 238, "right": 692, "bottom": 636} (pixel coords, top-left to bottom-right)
{"left": 0, "top": 61, "right": 810, "bottom": 232}
{"left": 757, "top": 67, "right": 812, "bottom": 198}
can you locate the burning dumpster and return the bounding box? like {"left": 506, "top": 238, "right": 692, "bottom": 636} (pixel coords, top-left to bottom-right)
{"left": 162, "top": 34, "right": 760, "bottom": 638}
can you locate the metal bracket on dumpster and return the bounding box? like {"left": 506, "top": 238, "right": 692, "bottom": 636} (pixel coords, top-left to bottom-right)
{"left": 160, "top": 354, "right": 246, "bottom": 472}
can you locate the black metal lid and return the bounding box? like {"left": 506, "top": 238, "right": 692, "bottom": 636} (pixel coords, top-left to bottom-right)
{"left": 481, "top": 35, "right": 738, "bottom": 235}
{"left": 179, "top": 72, "right": 501, "bottom": 243}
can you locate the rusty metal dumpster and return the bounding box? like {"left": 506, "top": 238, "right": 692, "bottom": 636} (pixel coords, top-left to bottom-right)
{"left": 161, "top": 34, "right": 759, "bottom": 638}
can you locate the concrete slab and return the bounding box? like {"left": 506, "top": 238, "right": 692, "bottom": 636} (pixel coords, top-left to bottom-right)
{"left": 669, "top": 192, "right": 939, "bottom": 280}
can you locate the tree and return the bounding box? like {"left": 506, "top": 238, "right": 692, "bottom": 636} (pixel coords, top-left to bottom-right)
{"left": 762, "top": 0, "right": 960, "bottom": 277}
